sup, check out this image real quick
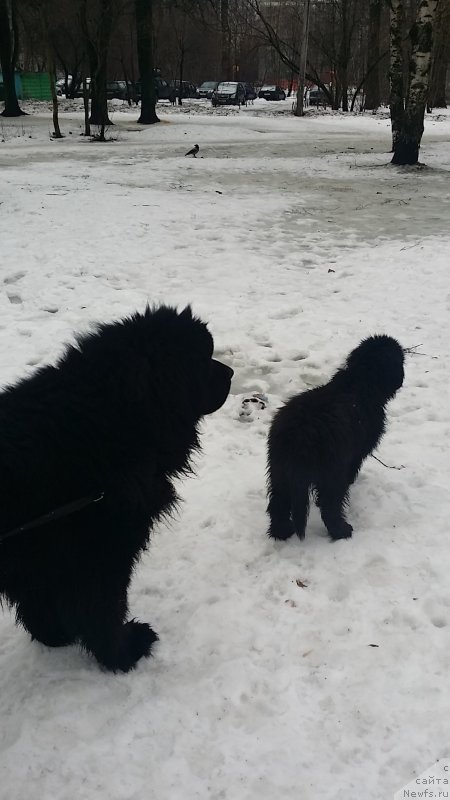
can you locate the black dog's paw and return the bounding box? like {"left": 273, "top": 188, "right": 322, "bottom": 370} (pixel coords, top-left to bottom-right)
{"left": 330, "top": 522, "right": 353, "bottom": 541}
{"left": 100, "top": 621, "right": 159, "bottom": 673}
{"left": 86, "top": 620, "right": 158, "bottom": 673}
{"left": 122, "top": 620, "right": 159, "bottom": 670}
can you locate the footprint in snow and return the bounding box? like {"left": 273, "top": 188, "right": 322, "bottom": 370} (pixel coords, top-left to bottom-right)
{"left": 238, "top": 392, "right": 269, "bottom": 423}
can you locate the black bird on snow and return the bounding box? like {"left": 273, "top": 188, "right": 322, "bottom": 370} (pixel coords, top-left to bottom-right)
{"left": 185, "top": 144, "right": 199, "bottom": 158}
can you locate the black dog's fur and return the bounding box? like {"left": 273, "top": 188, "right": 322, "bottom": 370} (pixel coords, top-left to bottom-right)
{"left": 267, "top": 335, "right": 404, "bottom": 542}
{"left": 0, "top": 306, "right": 232, "bottom": 672}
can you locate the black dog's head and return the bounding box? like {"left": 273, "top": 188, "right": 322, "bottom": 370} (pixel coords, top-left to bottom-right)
{"left": 119, "top": 305, "right": 233, "bottom": 419}
{"left": 176, "top": 306, "right": 233, "bottom": 416}
{"left": 345, "top": 334, "right": 404, "bottom": 401}
{"left": 202, "top": 357, "right": 234, "bottom": 415}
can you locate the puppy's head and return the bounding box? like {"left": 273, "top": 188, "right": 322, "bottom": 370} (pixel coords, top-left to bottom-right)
{"left": 345, "top": 335, "right": 404, "bottom": 400}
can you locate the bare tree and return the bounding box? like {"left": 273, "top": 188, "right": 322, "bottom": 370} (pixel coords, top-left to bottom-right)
{"left": 22, "top": 0, "right": 63, "bottom": 135}
{"left": 79, "top": 0, "right": 124, "bottom": 133}
{"left": 294, "top": 0, "right": 310, "bottom": 116}
{"left": 428, "top": 0, "right": 450, "bottom": 108}
{"left": 135, "top": 0, "right": 159, "bottom": 123}
{"left": 245, "top": 0, "right": 369, "bottom": 111}
{"left": 364, "top": 0, "right": 382, "bottom": 109}
{"left": 221, "top": 0, "right": 232, "bottom": 78}
{"left": 0, "top": 0, "right": 24, "bottom": 116}
{"left": 53, "top": 32, "right": 84, "bottom": 97}
{"left": 110, "top": 6, "right": 138, "bottom": 103}
{"left": 244, "top": 0, "right": 304, "bottom": 92}
{"left": 170, "top": 0, "right": 235, "bottom": 81}
{"left": 43, "top": 3, "right": 62, "bottom": 137}
{"left": 92, "top": 0, "right": 114, "bottom": 131}
{"left": 308, "top": 0, "right": 364, "bottom": 111}
{"left": 166, "top": 3, "right": 188, "bottom": 105}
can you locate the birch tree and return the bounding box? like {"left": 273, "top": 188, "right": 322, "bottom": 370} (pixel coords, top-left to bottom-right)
{"left": 390, "top": 0, "right": 438, "bottom": 165}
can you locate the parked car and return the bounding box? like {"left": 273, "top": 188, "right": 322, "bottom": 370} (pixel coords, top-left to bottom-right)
{"left": 212, "top": 81, "right": 246, "bottom": 107}
{"left": 56, "top": 77, "right": 66, "bottom": 96}
{"left": 134, "top": 77, "right": 176, "bottom": 104}
{"left": 106, "top": 81, "right": 134, "bottom": 101}
{"left": 242, "top": 82, "right": 257, "bottom": 101}
{"left": 170, "top": 80, "right": 197, "bottom": 99}
{"left": 155, "top": 77, "right": 176, "bottom": 102}
{"left": 258, "top": 85, "right": 286, "bottom": 101}
{"left": 133, "top": 81, "right": 142, "bottom": 103}
{"left": 56, "top": 76, "right": 89, "bottom": 98}
{"left": 197, "top": 81, "right": 219, "bottom": 99}
{"left": 308, "top": 88, "right": 328, "bottom": 107}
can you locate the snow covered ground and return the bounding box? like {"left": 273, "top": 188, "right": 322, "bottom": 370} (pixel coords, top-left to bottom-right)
{"left": 1, "top": 99, "right": 450, "bottom": 800}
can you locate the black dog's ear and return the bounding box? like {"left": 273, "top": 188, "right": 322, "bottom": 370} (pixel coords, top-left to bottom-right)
{"left": 180, "top": 305, "right": 193, "bottom": 320}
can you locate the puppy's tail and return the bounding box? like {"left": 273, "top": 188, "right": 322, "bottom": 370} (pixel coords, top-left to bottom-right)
{"left": 290, "top": 473, "right": 310, "bottom": 540}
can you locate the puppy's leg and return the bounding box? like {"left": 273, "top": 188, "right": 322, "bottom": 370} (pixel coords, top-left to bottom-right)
{"left": 290, "top": 475, "right": 310, "bottom": 540}
{"left": 267, "top": 491, "right": 295, "bottom": 540}
{"left": 316, "top": 478, "right": 353, "bottom": 541}
{"left": 267, "top": 464, "right": 295, "bottom": 540}
{"left": 16, "top": 594, "right": 75, "bottom": 648}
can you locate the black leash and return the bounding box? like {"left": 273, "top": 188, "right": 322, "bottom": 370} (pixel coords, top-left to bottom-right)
{"left": 0, "top": 491, "right": 105, "bottom": 544}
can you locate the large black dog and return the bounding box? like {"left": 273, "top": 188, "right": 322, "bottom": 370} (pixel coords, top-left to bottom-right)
{"left": 0, "top": 306, "right": 233, "bottom": 672}
{"left": 267, "top": 335, "right": 404, "bottom": 542}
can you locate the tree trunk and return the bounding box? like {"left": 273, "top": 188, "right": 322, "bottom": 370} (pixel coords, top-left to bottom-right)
{"left": 221, "top": 0, "right": 231, "bottom": 80}
{"left": 294, "top": 0, "right": 310, "bottom": 117}
{"left": 88, "top": 0, "right": 114, "bottom": 127}
{"left": 389, "top": 0, "right": 405, "bottom": 153}
{"left": 82, "top": 74, "right": 90, "bottom": 136}
{"left": 63, "top": 68, "right": 70, "bottom": 97}
{"left": 341, "top": 70, "right": 349, "bottom": 112}
{"left": 41, "top": 7, "right": 62, "bottom": 138}
{"left": 135, "top": 0, "right": 159, "bottom": 124}
{"left": 332, "top": 80, "right": 341, "bottom": 111}
{"left": 78, "top": 0, "right": 91, "bottom": 136}
{"left": 429, "top": 0, "right": 450, "bottom": 108}
{"left": 49, "top": 53, "right": 62, "bottom": 138}
{"left": 287, "top": 71, "right": 294, "bottom": 97}
{"left": 90, "top": 60, "right": 110, "bottom": 127}
{"left": 178, "top": 45, "right": 185, "bottom": 106}
{"left": 340, "top": 0, "right": 349, "bottom": 112}
{"left": 391, "top": 0, "right": 438, "bottom": 165}
{"left": 365, "top": 0, "right": 382, "bottom": 110}
{"left": 0, "top": 0, "right": 24, "bottom": 117}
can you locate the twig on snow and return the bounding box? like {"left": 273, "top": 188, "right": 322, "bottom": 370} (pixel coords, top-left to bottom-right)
{"left": 371, "top": 454, "right": 404, "bottom": 470}
{"left": 403, "top": 344, "right": 438, "bottom": 359}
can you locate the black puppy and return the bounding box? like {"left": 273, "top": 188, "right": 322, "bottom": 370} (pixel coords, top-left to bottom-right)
{"left": 267, "top": 335, "right": 404, "bottom": 542}
{"left": 0, "top": 306, "right": 233, "bottom": 672}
